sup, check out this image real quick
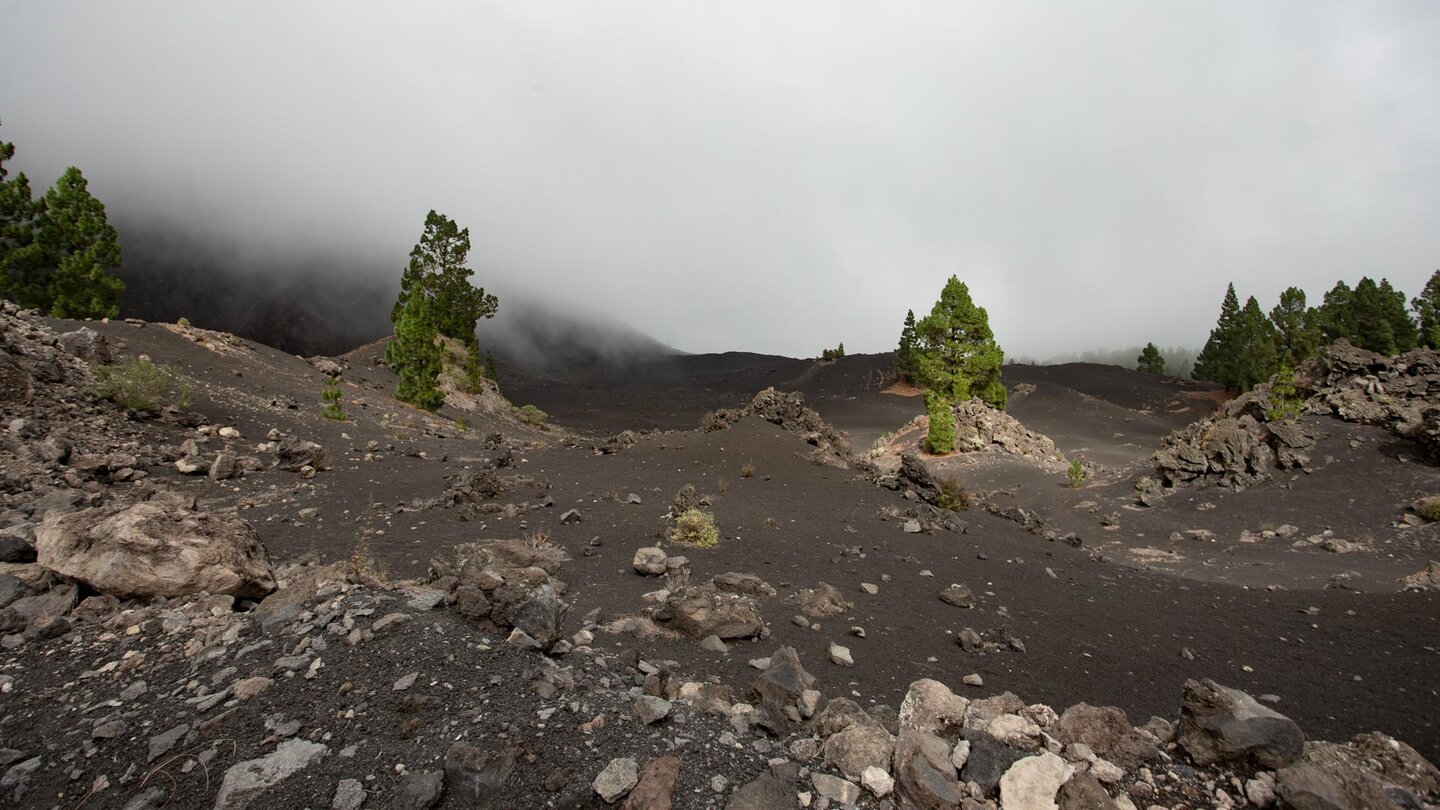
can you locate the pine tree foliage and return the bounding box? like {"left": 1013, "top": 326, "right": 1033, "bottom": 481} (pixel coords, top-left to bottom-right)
{"left": 914, "top": 276, "right": 1006, "bottom": 410}
{"left": 387, "top": 291, "right": 445, "bottom": 411}
{"left": 321, "top": 374, "right": 346, "bottom": 421}
{"left": 1136, "top": 343, "right": 1166, "bottom": 375}
{"left": 391, "top": 210, "right": 497, "bottom": 346}
{"left": 1233, "top": 296, "right": 1279, "bottom": 392}
{"left": 1318, "top": 281, "right": 1357, "bottom": 345}
{"left": 39, "top": 168, "right": 124, "bottom": 319}
{"left": 1413, "top": 270, "right": 1440, "bottom": 350}
{"left": 895, "top": 309, "right": 919, "bottom": 380}
{"left": 1270, "top": 287, "right": 1322, "bottom": 367}
{"left": 924, "top": 391, "right": 955, "bottom": 455}
{"left": 0, "top": 123, "right": 123, "bottom": 318}
{"left": 1192, "top": 283, "right": 1240, "bottom": 387}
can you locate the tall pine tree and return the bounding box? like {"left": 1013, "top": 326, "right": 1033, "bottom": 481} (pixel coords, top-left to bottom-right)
{"left": 1269, "top": 286, "right": 1321, "bottom": 367}
{"left": 1233, "top": 296, "right": 1279, "bottom": 391}
{"left": 388, "top": 290, "right": 445, "bottom": 411}
{"left": 914, "top": 276, "right": 1006, "bottom": 410}
{"left": 1193, "top": 283, "right": 1241, "bottom": 388}
{"left": 895, "top": 309, "right": 918, "bottom": 380}
{"left": 391, "top": 210, "right": 497, "bottom": 347}
{"left": 1378, "top": 278, "right": 1417, "bottom": 353}
{"left": 38, "top": 168, "right": 123, "bottom": 319}
{"left": 0, "top": 128, "right": 47, "bottom": 308}
{"left": 1318, "top": 281, "right": 1357, "bottom": 345}
{"left": 1413, "top": 270, "right": 1440, "bottom": 350}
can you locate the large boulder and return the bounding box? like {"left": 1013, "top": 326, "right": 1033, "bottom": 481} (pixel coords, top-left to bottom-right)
{"left": 36, "top": 502, "right": 276, "bottom": 599}
{"left": 1053, "top": 703, "right": 1158, "bottom": 768}
{"left": 1175, "top": 679, "right": 1304, "bottom": 769}
{"left": 892, "top": 728, "right": 964, "bottom": 809}
{"left": 656, "top": 585, "right": 764, "bottom": 639}
{"left": 823, "top": 722, "right": 895, "bottom": 782}
{"left": 752, "top": 646, "right": 816, "bottom": 734}
{"left": 274, "top": 435, "right": 330, "bottom": 471}
{"left": 999, "top": 752, "right": 1075, "bottom": 810}
{"left": 898, "top": 678, "right": 970, "bottom": 739}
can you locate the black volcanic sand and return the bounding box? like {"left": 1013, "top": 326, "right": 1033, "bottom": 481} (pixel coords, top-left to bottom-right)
{"left": 71, "top": 322, "right": 1440, "bottom": 761}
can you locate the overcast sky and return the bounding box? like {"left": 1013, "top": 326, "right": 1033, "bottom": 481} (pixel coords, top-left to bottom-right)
{"left": 3, "top": 2, "right": 1438, "bottom": 358}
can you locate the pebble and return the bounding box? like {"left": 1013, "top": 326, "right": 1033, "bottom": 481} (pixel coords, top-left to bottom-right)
{"left": 828, "top": 642, "right": 854, "bottom": 667}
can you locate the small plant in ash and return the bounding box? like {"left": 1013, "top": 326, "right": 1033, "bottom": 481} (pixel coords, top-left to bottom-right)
{"left": 1264, "top": 364, "right": 1303, "bottom": 422}
{"left": 937, "top": 476, "right": 970, "bottom": 511}
{"left": 176, "top": 316, "right": 191, "bottom": 328}
{"left": 94, "top": 356, "right": 193, "bottom": 413}
{"left": 1412, "top": 496, "right": 1440, "bottom": 522}
{"left": 820, "top": 342, "right": 846, "bottom": 361}
{"left": 321, "top": 374, "right": 346, "bottom": 420}
{"left": 1067, "top": 458, "right": 1086, "bottom": 489}
{"left": 670, "top": 508, "right": 719, "bottom": 548}
{"left": 514, "top": 404, "right": 547, "bottom": 427}
{"left": 740, "top": 462, "right": 755, "bottom": 478}
{"left": 454, "top": 416, "right": 469, "bottom": 433}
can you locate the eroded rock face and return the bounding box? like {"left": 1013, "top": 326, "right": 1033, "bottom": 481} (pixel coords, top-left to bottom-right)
{"left": 949, "top": 397, "right": 1066, "bottom": 462}
{"left": 36, "top": 502, "right": 276, "bottom": 599}
{"left": 1176, "top": 678, "right": 1304, "bottom": 770}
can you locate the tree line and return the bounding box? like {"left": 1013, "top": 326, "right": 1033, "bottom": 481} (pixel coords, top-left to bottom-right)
{"left": 1192, "top": 272, "right": 1440, "bottom": 391}
{"left": 0, "top": 122, "right": 124, "bottom": 319}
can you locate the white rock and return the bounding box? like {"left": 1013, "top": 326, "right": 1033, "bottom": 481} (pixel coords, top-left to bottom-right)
{"left": 829, "top": 642, "right": 854, "bottom": 667}
{"left": 861, "top": 765, "right": 894, "bottom": 797}
{"left": 998, "top": 752, "right": 1074, "bottom": 810}
{"left": 593, "top": 757, "right": 639, "bottom": 803}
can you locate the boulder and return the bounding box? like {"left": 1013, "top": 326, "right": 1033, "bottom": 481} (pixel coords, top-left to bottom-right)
{"left": 594, "top": 758, "right": 639, "bottom": 804}
{"left": 621, "top": 756, "right": 680, "bottom": 810}
{"left": 752, "top": 646, "right": 816, "bottom": 734}
{"left": 892, "top": 729, "right": 964, "bottom": 809}
{"left": 443, "top": 742, "right": 516, "bottom": 806}
{"left": 274, "top": 435, "right": 330, "bottom": 471}
{"left": 823, "top": 722, "right": 895, "bottom": 781}
{"left": 36, "top": 503, "right": 276, "bottom": 599}
{"left": 1275, "top": 761, "right": 1399, "bottom": 810}
{"left": 213, "top": 739, "right": 328, "bottom": 810}
{"left": 1176, "top": 678, "right": 1304, "bottom": 769}
{"left": 632, "top": 547, "right": 667, "bottom": 576}
{"left": 790, "top": 582, "right": 852, "bottom": 618}
{"left": 898, "top": 678, "right": 970, "bottom": 739}
{"left": 656, "top": 585, "right": 764, "bottom": 639}
{"left": 1053, "top": 703, "right": 1158, "bottom": 768}
{"left": 958, "top": 729, "right": 1027, "bottom": 794}
{"left": 712, "top": 571, "right": 776, "bottom": 597}
{"left": 1056, "top": 773, "right": 1119, "bottom": 810}
{"left": 999, "top": 752, "right": 1075, "bottom": 810}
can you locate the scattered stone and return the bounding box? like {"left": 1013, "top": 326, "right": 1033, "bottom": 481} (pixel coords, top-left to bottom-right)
{"left": 828, "top": 641, "right": 854, "bottom": 667}
{"left": 594, "top": 757, "right": 640, "bottom": 804}
{"left": 1000, "top": 752, "right": 1075, "bottom": 810}
{"left": 443, "top": 743, "right": 516, "bottom": 806}
{"left": 622, "top": 756, "right": 680, "bottom": 810}
{"left": 634, "top": 695, "right": 672, "bottom": 725}
{"left": 213, "top": 739, "right": 329, "bottom": 810}
{"left": 632, "top": 547, "right": 668, "bottom": 576}
{"left": 811, "top": 773, "right": 861, "bottom": 806}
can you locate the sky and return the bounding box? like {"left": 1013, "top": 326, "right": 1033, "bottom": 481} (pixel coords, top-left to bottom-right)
{"left": 3, "top": 2, "right": 1438, "bottom": 358}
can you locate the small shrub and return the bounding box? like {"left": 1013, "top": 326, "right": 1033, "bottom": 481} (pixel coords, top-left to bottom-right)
{"left": 515, "top": 404, "right": 547, "bottom": 427}
{"left": 937, "top": 476, "right": 969, "bottom": 511}
{"left": 740, "top": 462, "right": 755, "bottom": 478}
{"left": 525, "top": 529, "right": 552, "bottom": 549}
{"left": 454, "top": 416, "right": 469, "bottom": 433}
{"left": 321, "top": 374, "right": 346, "bottom": 421}
{"left": 925, "top": 392, "right": 955, "bottom": 455}
{"left": 670, "top": 508, "right": 719, "bottom": 548}
{"left": 176, "top": 316, "right": 191, "bottom": 328}
{"left": 94, "top": 356, "right": 193, "bottom": 412}
{"left": 716, "top": 478, "right": 729, "bottom": 494}
{"left": 1414, "top": 496, "right": 1440, "bottom": 522}
{"left": 1067, "top": 458, "right": 1086, "bottom": 489}
{"left": 1265, "top": 364, "right": 1303, "bottom": 422}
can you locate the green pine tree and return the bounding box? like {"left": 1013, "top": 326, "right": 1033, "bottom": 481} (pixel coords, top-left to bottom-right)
{"left": 321, "top": 374, "right": 346, "bottom": 420}
{"left": 895, "top": 309, "right": 919, "bottom": 379}
{"left": 1136, "top": 343, "right": 1166, "bottom": 374}
{"left": 914, "top": 276, "right": 1006, "bottom": 409}
{"left": 1269, "top": 286, "right": 1322, "bottom": 367}
{"left": 483, "top": 351, "right": 498, "bottom": 382}
{"left": 391, "top": 210, "right": 497, "bottom": 347}
{"left": 1318, "top": 281, "right": 1357, "bottom": 344}
{"left": 1193, "top": 283, "right": 1241, "bottom": 388}
{"left": 388, "top": 291, "right": 445, "bottom": 411}
{"left": 924, "top": 391, "right": 955, "bottom": 454}
{"left": 36, "top": 168, "right": 124, "bottom": 319}
{"left": 1412, "top": 270, "right": 1440, "bottom": 350}
{"left": 0, "top": 127, "right": 47, "bottom": 309}
{"left": 1378, "top": 278, "right": 1417, "bottom": 353}
{"left": 1233, "top": 296, "right": 1280, "bottom": 391}
{"left": 1349, "top": 277, "right": 1399, "bottom": 354}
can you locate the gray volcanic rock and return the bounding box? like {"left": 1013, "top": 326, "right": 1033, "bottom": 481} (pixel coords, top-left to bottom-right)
{"left": 1176, "top": 678, "right": 1304, "bottom": 769}
{"left": 36, "top": 502, "right": 276, "bottom": 599}
{"left": 656, "top": 584, "right": 765, "bottom": 639}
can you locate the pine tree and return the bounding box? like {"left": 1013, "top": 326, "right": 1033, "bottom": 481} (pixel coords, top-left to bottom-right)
{"left": 1413, "top": 270, "right": 1440, "bottom": 350}
{"left": 1269, "top": 286, "right": 1322, "bottom": 367}
{"left": 0, "top": 128, "right": 47, "bottom": 309}
{"left": 1233, "top": 296, "right": 1279, "bottom": 391}
{"left": 388, "top": 291, "right": 445, "bottom": 411}
{"left": 484, "top": 351, "right": 498, "bottom": 381}
{"left": 914, "top": 276, "right": 1006, "bottom": 409}
{"left": 1193, "top": 283, "right": 1241, "bottom": 387}
{"left": 391, "top": 210, "right": 497, "bottom": 346}
{"left": 1318, "top": 281, "right": 1357, "bottom": 344}
{"left": 924, "top": 391, "right": 955, "bottom": 454}
{"left": 895, "top": 309, "right": 919, "bottom": 380}
{"left": 1136, "top": 343, "right": 1166, "bottom": 375}
{"left": 321, "top": 374, "right": 346, "bottom": 420}
{"left": 36, "top": 168, "right": 123, "bottom": 319}
{"left": 1349, "top": 277, "right": 1399, "bottom": 354}
{"left": 1378, "top": 278, "right": 1417, "bottom": 353}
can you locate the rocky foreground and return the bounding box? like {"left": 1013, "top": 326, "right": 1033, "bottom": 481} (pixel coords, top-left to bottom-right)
{"left": 2, "top": 301, "right": 1440, "bottom": 808}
